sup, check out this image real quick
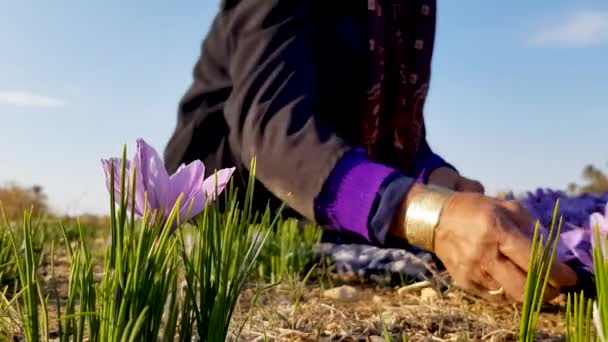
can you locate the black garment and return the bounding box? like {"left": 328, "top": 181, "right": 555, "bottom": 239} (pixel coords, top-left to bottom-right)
{"left": 163, "top": 0, "right": 432, "bottom": 221}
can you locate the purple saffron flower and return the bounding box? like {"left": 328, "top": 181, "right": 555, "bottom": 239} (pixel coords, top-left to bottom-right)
{"left": 591, "top": 203, "right": 608, "bottom": 234}
{"left": 560, "top": 227, "right": 594, "bottom": 272}
{"left": 558, "top": 203, "right": 608, "bottom": 272}
{"left": 591, "top": 203, "right": 608, "bottom": 253}
{"left": 101, "top": 138, "right": 235, "bottom": 222}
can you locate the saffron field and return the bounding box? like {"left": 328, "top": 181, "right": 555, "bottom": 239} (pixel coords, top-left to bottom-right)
{"left": 0, "top": 139, "right": 607, "bottom": 341}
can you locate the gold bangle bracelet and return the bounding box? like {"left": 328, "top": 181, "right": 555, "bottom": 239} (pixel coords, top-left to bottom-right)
{"left": 404, "top": 185, "right": 454, "bottom": 252}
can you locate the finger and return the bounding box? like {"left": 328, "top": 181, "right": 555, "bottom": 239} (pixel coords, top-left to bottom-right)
{"left": 487, "top": 254, "right": 529, "bottom": 302}
{"left": 428, "top": 177, "right": 457, "bottom": 190}
{"left": 457, "top": 178, "right": 485, "bottom": 194}
{"left": 543, "top": 284, "right": 561, "bottom": 303}
{"left": 466, "top": 272, "right": 512, "bottom": 302}
{"left": 469, "top": 281, "right": 508, "bottom": 302}
{"left": 474, "top": 270, "right": 505, "bottom": 298}
{"left": 497, "top": 217, "right": 578, "bottom": 289}
{"left": 474, "top": 263, "right": 559, "bottom": 303}
{"left": 427, "top": 168, "right": 458, "bottom": 189}
{"left": 490, "top": 257, "right": 561, "bottom": 303}
{"left": 451, "top": 276, "right": 502, "bottom": 302}
{"left": 502, "top": 201, "right": 578, "bottom": 288}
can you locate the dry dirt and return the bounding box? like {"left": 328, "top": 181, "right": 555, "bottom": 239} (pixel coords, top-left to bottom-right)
{"left": 229, "top": 279, "right": 568, "bottom": 342}
{"left": 31, "top": 239, "right": 569, "bottom": 342}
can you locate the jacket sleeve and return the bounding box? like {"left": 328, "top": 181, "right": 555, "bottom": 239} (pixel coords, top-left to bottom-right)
{"left": 408, "top": 120, "right": 458, "bottom": 183}
{"left": 168, "top": 0, "right": 424, "bottom": 244}
{"left": 220, "top": 0, "right": 365, "bottom": 221}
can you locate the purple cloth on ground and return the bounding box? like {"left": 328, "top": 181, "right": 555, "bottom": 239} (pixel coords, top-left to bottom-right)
{"left": 314, "top": 149, "right": 396, "bottom": 241}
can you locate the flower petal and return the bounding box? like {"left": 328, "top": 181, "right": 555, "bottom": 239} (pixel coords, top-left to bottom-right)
{"left": 180, "top": 193, "right": 207, "bottom": 223}
{"left": 202, "top": 167, "right": 236, "bottom": 201}
{"left": 560, "top": 228, "right": 594, "bottom": 269}
{"left": 134, "top": 138, "right": 170, "bottom": 213}
{"left": 590, "top": 206, "right": 608, "bottom": 258}
{"left": 101, "top": 158, "right": 125, "bottom": 203}
{"left": 177, "top": 167, "right": 235, "bottom": 222}
{"left": 590, "top": 204, "right": 608, "bottom": 233}
{"left": 169, "top": 162, "right": 205, "bottom": 201}
{"left": 560, "top": 228, "right": 585, "bottom": 250}
{"left": 101, "top": 157, "right": 146, "bottom": 216}
{"left": 168, "top": 161, "right": 206, "bottom": 221}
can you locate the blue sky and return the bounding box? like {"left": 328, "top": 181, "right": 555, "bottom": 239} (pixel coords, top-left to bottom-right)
{"left": 0, "top": 1, "right": 607, "bottom": 216}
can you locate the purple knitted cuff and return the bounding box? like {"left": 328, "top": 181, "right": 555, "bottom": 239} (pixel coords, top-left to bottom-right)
{"left": 314, "top": 149, "right": 397, "bottom": 241}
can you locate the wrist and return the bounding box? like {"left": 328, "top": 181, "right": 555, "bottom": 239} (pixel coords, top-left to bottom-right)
{"left": 390, "top": 183, "right": 454, "bottom": 251}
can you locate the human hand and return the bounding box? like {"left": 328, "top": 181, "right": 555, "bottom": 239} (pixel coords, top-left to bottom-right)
{"left": 427, "top": 167, "right": 485, "bottom": 194}
{"left": 433, "top": 192, "right": 578, "bottom": 302}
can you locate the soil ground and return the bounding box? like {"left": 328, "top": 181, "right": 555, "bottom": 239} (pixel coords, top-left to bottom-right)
{"left": 229, "top": 279, "right": 567, "bottom": 342}
{"left": 31, "top": 236, "right": 569, "bottom": 342}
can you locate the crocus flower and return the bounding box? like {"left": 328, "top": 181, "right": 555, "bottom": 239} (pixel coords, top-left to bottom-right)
{"left": 560, "top": 227, "right": 594, "bottom": 272}
{"left": 558, "top": 203, "right": 608, "bottom": 272}
{"left": 591, "top": 203, "right": 608, "bottom": 256}
{"left": 101, "top": 138, "right": 235, "bottom": 223}
{"left": 591, "top": 203, "right": 608, "bottom": 237}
